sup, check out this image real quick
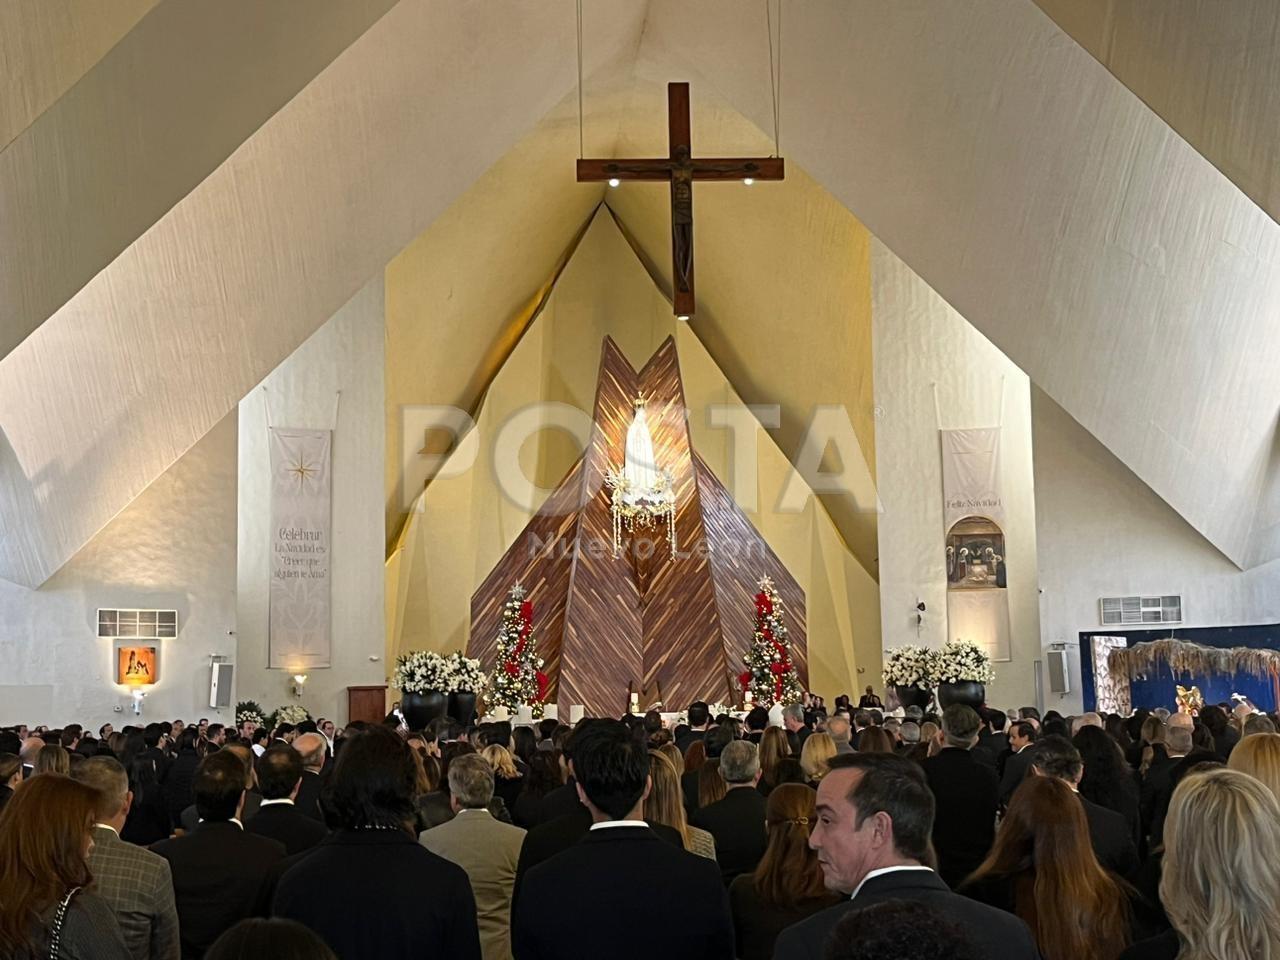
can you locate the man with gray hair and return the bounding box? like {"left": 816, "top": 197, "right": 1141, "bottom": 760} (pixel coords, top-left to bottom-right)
{"left": 421, "top": 754, "right": 526, "bottom": 960}
{"left": 898, "top": 721, "right": 921, "bottom": 749}
{"left": 691, "top": 739, "right": 768, "bottom": 884}
{"left": 826, "top": 714, "right": 855, "bottom": 755}
{"left": 921, "top": 705, "right": 999, "bottom": 888}
{"left": 1071, "top": 712, "right": 1104, "bottom": 736}
{"left": 72, "top": 756, "right": 180, "bottom": 960}
{"left": 782, "top": 702, "right": 812, "bottom": 752}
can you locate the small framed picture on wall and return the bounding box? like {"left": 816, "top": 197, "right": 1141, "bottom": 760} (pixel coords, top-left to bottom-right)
{"left": 116, "top": 645, "right": 158, "bottom": 685}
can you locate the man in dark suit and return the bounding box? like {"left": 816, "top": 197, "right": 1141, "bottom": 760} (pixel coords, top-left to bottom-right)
{"left": 998, "top": 720, "right": 1038, "bottom": 804}
{"left": 1141, "top": 724, "right": 1189, "bottom": 843}
{"left": 1028, "top": 735, "right": 1139, "bottom": 879}
{"left": 512, "top": 719, "right": 733, "bottom": 959}
{"left": 676, "top": 701, "right": 712, "bottom": 754}
{"left": 973, "top": 707, "right": 1008, "bottom": 770}
{"left": 921, "top": 705, "right": 999, "bottom": 888}
{"left": 246, "top": 745, "right": 327, "bottom": 855}
{"left": 291, "top": 732, "right": 327, "bottom": 821}
{"left": 772, "top": 753, "right": 1038, "bottom": 960}
{"left": 152, "top": 750, "right": 286, "bottom": 959}
{"left": 512, "top": 792, "right": 684, "bottom": 907}
{"left": 783, "top": 704, "right": 813, "bottom": 754}
{"left": 682, "top": 725, "right": 735, "bottom": 817}
{"left": 691, "top": 739, "right": 768, "bottom": 884}
{"left": 857, "top": 686, "right": 882, "bottom": 709}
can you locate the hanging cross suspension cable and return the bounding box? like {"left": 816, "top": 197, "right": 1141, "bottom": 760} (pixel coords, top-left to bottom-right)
{"left": 765, "top": 0, "right": 782, "bottom": 156}
{"left": 576, "top": 0, "right": 586, "bottom": 160}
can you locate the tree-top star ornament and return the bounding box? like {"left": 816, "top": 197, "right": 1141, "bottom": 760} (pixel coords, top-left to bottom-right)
{"left": 487, "top": 583, "right": 550, "bottom": 718}
{"left": 739, "top": 575, "right": 804, "bottom": 707}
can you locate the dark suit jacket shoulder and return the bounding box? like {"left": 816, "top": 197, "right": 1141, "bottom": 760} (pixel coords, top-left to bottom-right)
{"left": 691, "top": 787, "right": 769, "bottom": 884}
{"left": 772, "top": 869, "right": 1038, "bottom": 960}
{"left": 273, "top": 829, "right": 480, "bottom": 960}
{"left": 922, "top": 749, "right": 999, "bottom": 887}
{"left": 152, "top": 821, "right": 285, "bottom": 958}
{"left": 246, "top": 802, "right": 328, "bottom": 856}
{"left": 514, "top": 827, "right": 732, "bottom": 960}
{"left": 1082, "top": 795, "right": 1140, "bottom": 880}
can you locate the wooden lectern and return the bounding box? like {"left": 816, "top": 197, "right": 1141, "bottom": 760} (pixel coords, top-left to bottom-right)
{"left": 346, "top": 685, "right": 387, "bottom": 725}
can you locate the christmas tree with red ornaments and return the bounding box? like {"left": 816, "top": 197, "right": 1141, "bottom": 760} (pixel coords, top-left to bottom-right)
{"left": 739, "top": 575, "right": 804, "bottom": 707}
{"left": 488, "top": 583, "right": 549, "bottom": 717}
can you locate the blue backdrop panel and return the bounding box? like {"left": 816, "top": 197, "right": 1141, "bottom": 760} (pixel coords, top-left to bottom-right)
{"left": 1080, "top": 625, "right": 1280, "bottom": 713}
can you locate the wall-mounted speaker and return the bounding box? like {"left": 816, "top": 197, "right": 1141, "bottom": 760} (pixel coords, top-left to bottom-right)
{"left": 1047, "top": 649, "right": 1071, "bottom": 694}
{"left": 209, "top": 663, "right": 233, "bottom": 708}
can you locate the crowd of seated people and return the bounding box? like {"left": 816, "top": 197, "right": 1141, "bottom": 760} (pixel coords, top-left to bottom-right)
{"left": 3, "top": 695, "right": 1280, "bottom": 960}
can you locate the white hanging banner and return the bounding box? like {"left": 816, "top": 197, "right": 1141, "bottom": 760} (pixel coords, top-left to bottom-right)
{"left": 941, "top": 427, "right": 1005, "bottom": 529}
{"left": 269, "top": 427, "right": 332, "bottom": 669}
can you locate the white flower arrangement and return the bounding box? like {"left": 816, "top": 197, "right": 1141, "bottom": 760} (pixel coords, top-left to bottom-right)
{"left": 274, "top": 703, "right": 311, "bottom": 726}
{"left": 935, "top": 640, "right": 995, "bottom": 685}
{"left": 883, "top": 645, "right": 939, "bottom": 691}
{"left": 235, "top": 701, "right": 267, "bottom": 729}
{"left": 443, "top": 651, "right": 489, "bottom": 693}
{"left": 393, "top": 650, "right": 451, "bottom": 694}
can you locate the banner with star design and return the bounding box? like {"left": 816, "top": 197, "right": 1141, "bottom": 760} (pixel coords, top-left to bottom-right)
{"left": 269, "top": 427, "right": 332, "bottom": 669}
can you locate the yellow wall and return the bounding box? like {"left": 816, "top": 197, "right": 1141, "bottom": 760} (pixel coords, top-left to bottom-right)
{"left": 386, "top": 209, "right": 880, "bottom": 700}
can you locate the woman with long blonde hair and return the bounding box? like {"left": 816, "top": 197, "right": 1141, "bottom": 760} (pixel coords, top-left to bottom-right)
{"left": 799, "top": 733, "right": 836, "bottom": 785}
{"left": 481, "top": 743, "right": 522, "bottom": 812}
{"left": 646, "top": 750, "right": 715, "bottom": 860}
{"left": 1122, "top": 768, "right": 1280, "bottom": 960}
{"left": 963, "top": 776, "right": 1131, "bottom": 960}
{"left": 1227, "top": 731, "right": 1280, "bottom": 804}
{"left": 729, "top": 784, "right": 838, "bottom": 960}
{"left": 34, "top": 744, "right": 70, "bottom": 777}
{"left": 758, "top": 727, "right": 790, "bottom": 795}
{"left": 657, "top": 741, "right": 685, "bottom": 778}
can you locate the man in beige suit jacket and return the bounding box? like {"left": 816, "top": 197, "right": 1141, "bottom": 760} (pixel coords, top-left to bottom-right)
{"left": 74, "top": 757, "right": 180, "bottom": 960}
{"left": 420, "top": 755, "right": 525, "bottom": 960}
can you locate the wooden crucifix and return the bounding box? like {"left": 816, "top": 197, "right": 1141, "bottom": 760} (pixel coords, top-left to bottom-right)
{"left": 577, "top": 82, "right": 784, "bottom": 319}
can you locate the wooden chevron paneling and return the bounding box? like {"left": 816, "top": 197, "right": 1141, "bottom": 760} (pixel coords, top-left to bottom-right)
{"left": 696, "top": 452, "right": 809, "bottom": 689}
{"left": 468, "top": 459, "right": 585, "bottom": 702}
{"left": 635, "top": 339, "right": 727, "bottom": 709}
{"left": 470, "top": 336, "right": 808, "bottom": 718}
{"left": 559, "top": 338, "right": 644, "bottom": 716}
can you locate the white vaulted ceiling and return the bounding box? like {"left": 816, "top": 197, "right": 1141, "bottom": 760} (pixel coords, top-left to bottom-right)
{"left": 5, "top": 0, "right": 1280, "bottom": 586}
{"left": 636, "top": 0, "right": 1280, "bottom": 569}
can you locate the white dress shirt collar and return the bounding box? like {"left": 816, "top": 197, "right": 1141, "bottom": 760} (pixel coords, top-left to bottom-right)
{"left": 92, "top": 823, "right": 120, "bottom": 837}
{"left": 588, "top": 820, "right": 648, "bottom": 831}
{"left": 259, "top": 798, "right": 294, "bottom": 807}
{"left": 850, "top": 865, "right": 934, "bottom": 900}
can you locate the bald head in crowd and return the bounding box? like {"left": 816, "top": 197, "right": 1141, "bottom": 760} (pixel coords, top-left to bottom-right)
{"left": 19, "top": 738, "right": 42, "bottom": 765}
{"left": 294, "top": 733, "right": 327, "bottom": 772}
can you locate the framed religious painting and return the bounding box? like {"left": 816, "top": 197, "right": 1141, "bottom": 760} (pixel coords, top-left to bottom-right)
{"left": 116, "top": 644, "right": 158, "bottom": 685}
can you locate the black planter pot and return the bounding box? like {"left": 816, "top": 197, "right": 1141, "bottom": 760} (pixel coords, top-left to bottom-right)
{"left": 449, "top": 690, "right": 478, "bottom": 724}
{"left": 938, "top": 681, "right": 985, "bottom": 710}
{"left": 401, "top": 690, "right": 447, "bottom": 731}
{"left": 894, "top": 685, "right": 933, "bottom": 712}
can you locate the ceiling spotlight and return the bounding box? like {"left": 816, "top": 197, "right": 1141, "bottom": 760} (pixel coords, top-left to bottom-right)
{"left": 608, "top": 177, "right": 621, "bottom": 188}
{"left": 676, "top": 314, "right": 691, "bottom": 322}
{"left": 743, "top": 177, "right": 754, "bottom": 186}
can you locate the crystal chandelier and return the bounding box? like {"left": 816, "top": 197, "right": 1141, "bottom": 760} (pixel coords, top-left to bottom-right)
{"left": 605, "top": 395, "right": 677, "bottom": 558}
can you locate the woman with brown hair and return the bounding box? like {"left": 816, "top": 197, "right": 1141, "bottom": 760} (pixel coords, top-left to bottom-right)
{"left": 962, "top": 775, "right": 1132, "bottom": 960}
{"left": 758, "top": 726, "right": 791, "bottom": 796}
{"left": 0, "top": 774, "right": 130, "bottom": 959}
{"left": 35, "top": 743, "right": 71, "bottom": 777}
{"left": 683, "top": 738, "right": 708, "bottom": 773}
{"left": 647, "top": 750, "right": 716, "bottom": 860}
{"left": 855, "top": 727, "right": 895, "bottom": 754}
{"left": 729, "top": 783, "right": 838, "bottom": 960}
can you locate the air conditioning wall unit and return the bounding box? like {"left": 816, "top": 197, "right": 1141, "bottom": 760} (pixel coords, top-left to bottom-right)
{"left": 1100, "top": 595, "right": 1182, "bottom": 626}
